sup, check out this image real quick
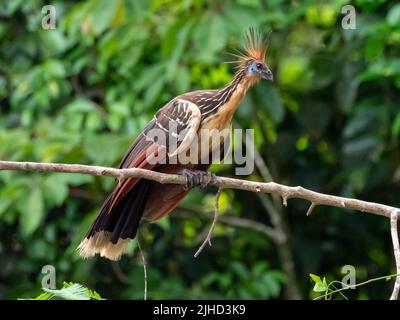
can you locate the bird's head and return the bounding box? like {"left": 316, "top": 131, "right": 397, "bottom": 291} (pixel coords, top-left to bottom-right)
{"left": 230, "top": 28, "right": 273, "bottom": 82}
{"left": 246, "top": 60, "right": 273, "bottom": 81}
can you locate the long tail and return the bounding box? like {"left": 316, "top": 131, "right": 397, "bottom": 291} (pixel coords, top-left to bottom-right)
{"left": 78, "top": 179, "right": 151, "bottom": 261}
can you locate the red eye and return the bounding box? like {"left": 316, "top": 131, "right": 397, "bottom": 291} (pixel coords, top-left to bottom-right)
{"left": 256, "top": 63, "right": 263, "bottom": 69}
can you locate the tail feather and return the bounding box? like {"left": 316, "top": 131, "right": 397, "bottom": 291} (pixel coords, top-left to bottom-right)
{"left": 78, "top": 180, "right": 151, "bottom": 261}
{"left": 78, "top": 231, "right": 130, "bottom": 261}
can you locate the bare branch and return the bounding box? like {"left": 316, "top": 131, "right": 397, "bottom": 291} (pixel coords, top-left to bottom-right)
{"left": 0, "top": 160, "right": 396, "bottom": 219}
{"left": 390, "top": 210, "right": 400, "bottom": 300}
{"left": 194, "top": 188, "right": 222, "bottom": 258}
{"left": 177, "top": 207, "right": 281, "bottom": 242}
{"left": 1, "top": 160, "right": 400, "bottom": 299}
{"left": 306, "top": 202, "right": 317, "bottom": 217}
{"left": 136, "top": 238, "right": 147, "bottom": 301}
{"left": 282, "top": 195, "right": 288, "bottom": 207}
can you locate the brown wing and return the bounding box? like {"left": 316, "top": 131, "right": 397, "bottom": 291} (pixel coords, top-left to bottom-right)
{"left": 109, "top": 98, "right": 201, "bottom": 209}
{"left": 154, "top": 98, "right": 201, "bottom": 157}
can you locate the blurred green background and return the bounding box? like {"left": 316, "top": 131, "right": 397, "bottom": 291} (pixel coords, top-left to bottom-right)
{"left": 0, "top": 0, "right": 399, "bottom": 300}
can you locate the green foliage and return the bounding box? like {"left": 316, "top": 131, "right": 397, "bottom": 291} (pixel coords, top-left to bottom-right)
{"left": 24, "top": 282, "right": 105, "bottom": 300}
{"left": 201, "top": 262, "right": 285, "bottom": 299}
{"left": 0, "top": 0, "right": 399, "bottom": 300}
{"left": 310, "top": 273, "right": 400, "bottom": 300}
{"left": 310, "top": 274, "right": 329, "bottom": 293}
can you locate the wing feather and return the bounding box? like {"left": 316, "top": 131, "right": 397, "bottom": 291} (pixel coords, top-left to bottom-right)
{"left": 155, "top": 99, "right": 201, "bottom": 158}
{"left": 108, "top": 99, "right": 201, "bottom": 210}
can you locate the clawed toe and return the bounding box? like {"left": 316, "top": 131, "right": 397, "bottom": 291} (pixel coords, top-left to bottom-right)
{"left": 177, "top": 168, "right": 216, "bottom": 190}
{"left": 200, "top": 172, "right": 217, "bottom": 189}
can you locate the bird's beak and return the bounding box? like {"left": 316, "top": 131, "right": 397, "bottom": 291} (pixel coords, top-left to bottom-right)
{"left": 261, "top": 68, "right": 274, "bottom": 81}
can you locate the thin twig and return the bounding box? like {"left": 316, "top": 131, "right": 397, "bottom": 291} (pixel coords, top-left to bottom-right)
{"left": 137, "top": 239, "right": 147, "bottom": 301}
{"left": 194, "top": 188, "right": 222, "bottom": 258}
{"left": 390, "top": 210, "right": 400, "bottom": 300}
{"left": 306, "top": 202, "right": 317, "bottom": 216}
{"left": 177, "top": 207, "right": 281, "bottom": 242}
{"left": 313, "top": 273, "right": 400, "bottom": 300}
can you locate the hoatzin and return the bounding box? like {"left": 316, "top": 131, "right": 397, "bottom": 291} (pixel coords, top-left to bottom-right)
{"left": 78, "top": 28, "right": 273, "bottom": 260}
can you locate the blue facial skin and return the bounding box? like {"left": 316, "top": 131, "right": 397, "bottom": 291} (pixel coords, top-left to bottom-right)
{"left": 247, "top": 61, "right": 273, "bottom": 80}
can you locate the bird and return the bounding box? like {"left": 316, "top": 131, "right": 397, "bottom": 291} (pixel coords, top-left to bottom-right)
{"left": 77, "top": 28, "right": 273, "bottom": 260}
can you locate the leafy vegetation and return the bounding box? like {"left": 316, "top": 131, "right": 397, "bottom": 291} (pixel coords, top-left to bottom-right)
{"left": 310, "top": 273, "right": 400, "bottom": 300}
{"left": 0, "top": 0, "right": 399, "bottom": 299}
{"left": 23, "top": 282, "right": 105, "bottom": 300}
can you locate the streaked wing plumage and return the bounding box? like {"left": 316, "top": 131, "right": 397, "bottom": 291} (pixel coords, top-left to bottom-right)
{"left": 111, "top": 98, "right": 201, "bottom": 208}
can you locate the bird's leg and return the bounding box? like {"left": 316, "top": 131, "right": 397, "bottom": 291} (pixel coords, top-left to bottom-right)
{"left": 177, "top": 168, "right": 217, "bottom": 190}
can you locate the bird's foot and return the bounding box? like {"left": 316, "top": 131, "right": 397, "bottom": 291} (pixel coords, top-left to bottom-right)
{"left": 177, "top": 168, "right": 217, "bottom": 190}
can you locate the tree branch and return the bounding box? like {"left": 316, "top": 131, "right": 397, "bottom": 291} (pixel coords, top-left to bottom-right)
{"left": 0, "top": 160, "right": 396, "bottom": 218}
{"left": 390, "top": 210, "right": 400, "bottom": 300}
{"left": 194, "top": 188, "right": 222, "bottom": 258}
{"left": 176, "top": 206, "right": 281, "bottom": 241}
{"left": 1, "top": 159, "right": 400, "bottom": 299}
{"left": 137, "top": 238, "right": 147, "bottom": 301}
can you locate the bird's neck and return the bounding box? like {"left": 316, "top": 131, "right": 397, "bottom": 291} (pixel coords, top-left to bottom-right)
{"left": 199, "top": 70, "right": 257, "bottom": 125}
{"left": 217, "top": 70, "right": 257, "bottom": 110}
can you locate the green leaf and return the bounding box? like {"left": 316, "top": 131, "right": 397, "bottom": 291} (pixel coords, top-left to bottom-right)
{"left": 313, "top": 280, "right": 328, "bottom": 292}
{"left": 343, "top": 136, "right": 379, "bottom": 157}
{"left": 306, "top": 4, "right": 336, "bottom": 27}
{"left": 161, "top": 16, "right": 189, "bottom": 58}
{"left": 194, "top": 15, "right": 226, "bottom": 62}
{"left": 207, "top": 15, "right": 227, "bottom": 53}
{"left": 231, "top": 262, "right": 248, "bottom": 280}
{"left": 40, "top": 282, "right": 105, "bottom": 300}
{"left": 262, "top": 273, "right": 281, "bottom": 298}
{"left": 278, "top": 56, "right": 311, "bottom": 90}
{"left": 143, "top": 77, "right": 165, "bottom": 108}
{"left": 43, "top": 175, "right": 69, "bottom": 207}
{"left": 90, "top": 0, "right": 118, "bottom": 35}
{"left": 296, "top": 134, "right": 309, "bottom": 151}
{"left": 33, "top": 292, "right": 53, "bottom": 300}
{"left": 19, "top": 187, "right": 45, "bottom": 236}
{"left": 310, "top": 274, "right": 322, "bottom": 284}
{"left": 392, "top": 113, "right": 400, "bottom": 137}
{"left": 311, "top": 275, "right": 329, "bottom": 293}
{"left": 255, "top": 83, "right": 285, "bottom": 124}
{"left": 63, "top": 98, "right": 98, "bottom": 113}
{"left": 387, "top": 3, "right": 400, "bottom": 27}
{"left": 39, "top": 29, "right": 70, "bottom": 55}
